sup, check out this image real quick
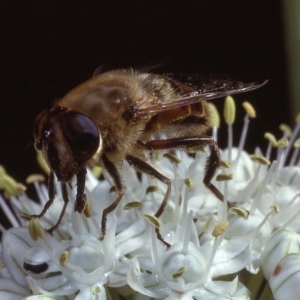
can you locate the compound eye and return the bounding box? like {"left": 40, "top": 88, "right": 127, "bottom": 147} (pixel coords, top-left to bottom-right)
{"left": 61, "top": 111, "right": 100, "bottom": 162}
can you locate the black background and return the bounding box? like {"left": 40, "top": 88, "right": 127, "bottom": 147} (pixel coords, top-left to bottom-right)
{"left": 0, "top": 1, "right": 289, "bottom": 182}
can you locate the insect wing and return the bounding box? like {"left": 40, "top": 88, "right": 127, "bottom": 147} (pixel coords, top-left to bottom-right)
{"left": 136, "top": 75, "right": 267, "bottom": 115}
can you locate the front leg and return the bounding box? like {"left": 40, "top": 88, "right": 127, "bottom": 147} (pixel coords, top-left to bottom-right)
{"left": 47, "top": 182, "right": 69, "bottom": 234}
{"left": 21, "top": 171, "right": 70, "bottom": 234}
{"left": 100, "top": 154, "right": 124, "bottom": 241}
{"left": 74, "top": 168, "right": 87, "bottom": 213}
{"left": 26, "top": 171, "right": 55, "bottom": 219}
{"left": 126, "top": 154, "right": 171, "bottom": 249}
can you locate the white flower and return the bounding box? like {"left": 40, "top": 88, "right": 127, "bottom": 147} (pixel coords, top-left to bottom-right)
{"left": 1, "top": 99, "right": 300, "bottom": 299}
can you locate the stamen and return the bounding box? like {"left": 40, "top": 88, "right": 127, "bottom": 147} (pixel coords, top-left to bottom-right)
{"left": 183, "top": 179, "right": 194, "bottom": 221}
{"left": 201, "top": 221, "right": 229, "bottom": 283}
{"left": 35, "top": 149, "right": 50, "bottom": 175}
{"left": 250, "top": 161, "right": 277, "bottom": 213}
{"left": 229, "top": 207, "right": 249, "bottom": 218}
{"left": 224, "top": 96, "right": 236, "bottom": 161}
{"left": 172, "top": 266, "right": 186, "bottom": 279}
{"left": 208, "top": 103, "right": 220, "bottom": 128}
{"left": 143, "top": 214, "right": 160, "bottom": 228}
{"left": 248, "top": 206, "right": 279, "bottom": 240}
{"left": 224, "top": 96, "right": 236, "bottom": 125}
{"left": 289, "top": 138, "right": 300, "bottom": 166}
{"left": 59, "top": 251, "right": 69, "bottom": 267}
{"left": 91, "top": 165, "right": 102, "bottom": 178}
{"left": 280, "top": 117, "right": 300, "bottom": 166}
{"left": 184, "top": 178, "right": 194, "bottom": 189}
{"left": 0, "top": 195, "right": 20, "bottom": 228}
{"left": 92, "top": 285, "right": 102, "bottom": 295}
{"left": 242, "top": 101, "right": 256, "bottom": 118}
{"left": 212, "top": 221, "right": 229, "bottom": 237}
{"left": 182, "top": 210, "right": 194, "bottom": 254}
{"left": 173, "top": 159, "right": 180, "bottom": 219}
{"left": 233, "top": 102, "right": 256, "bottom": 171}
{"left": 83, "top": 201, "right": 92, "bottom": 218}
{"left": 150, "top": 227, "right": 164, "bottom": 280}
{"left": 163, "top": 153, "right": 182, "bottom": 164}
{"left": 250, "top": 154, "right": 271, "bottom": 166}
{"left": 279, "top": 123, "right": 292, "bottom": 138}
{"left": 26, "top": 174, "right": 45, "bottom": 184}
{"left": 216, "top": 173, "right": 233, "bottom": 181}
{"left": 208, "top": 103, "right": 220, "bottom": 142}
{"left": 0, "top": 165, "right": 26, "bottom": 198}
{"left": 146, "top": 185, "right": 159, "bottom": 194}
{"left": 109, "top": 186, "right": 117, "bottom": 193}
{"left": 280, "top": 194, "right": 300, "bottom": 229}
{"left": 276, "top": 139, "right": 289, "bottom": 170}
{"left": 220, "top": 160, "right": 231, "bottom": 168}
{"left": 264, "top": 132, "right": 277, "bottom": 160}
{"left": 28, "top": 218, "right": 45, "bottom": 241}
{"left": 123, "top": 201, "right": 143, "bottom": 210}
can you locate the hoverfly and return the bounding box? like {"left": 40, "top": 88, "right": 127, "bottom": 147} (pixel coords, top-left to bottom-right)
{"left": 29, "top": 68, "right": 267, "bottom": 247}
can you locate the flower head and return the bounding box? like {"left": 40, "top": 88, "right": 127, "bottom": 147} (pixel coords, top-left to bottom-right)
{"left": 1, "top": 98, "right": 300, "bottom": 299}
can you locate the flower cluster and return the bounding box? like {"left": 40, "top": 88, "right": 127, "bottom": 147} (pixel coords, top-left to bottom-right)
{"left": 1, "top": 98, "right": 300, "bottom": 299}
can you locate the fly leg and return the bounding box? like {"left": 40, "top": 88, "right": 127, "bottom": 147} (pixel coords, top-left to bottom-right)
{"left": 139, "top": 136, "right": 230, "bottom": 206}
{"left": 99, "top": 154, "right": 124, "bottom": 241}
{"left": 126, "top": 154, "right": 171, "bottom": 249}
{"left": 21, "top": 171, "right": 70, "bottom": 234}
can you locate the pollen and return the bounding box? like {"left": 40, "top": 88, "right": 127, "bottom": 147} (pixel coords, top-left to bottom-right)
{"left": 264, "top": 132, "right": 277, "bottom": 147}
{"left": 163, "top": 153, "right": 182, "bottom": 164}
{"left": 249, "top": 154, "right": 271, "bottom": 165}
{"left": 26, "top": 174, "right": 46, "bottom": 184}
{"left": 146, "top": 185, "right": 159, "bottom": 194}
{"left": 224, "top": 95, "right": 236, "bottom": 125}
{"left": 229, "top": 207, "right": 249, "bottom": 218}
{"left": 212, "top": 221, "right": 229, "bottom": 237}
{"left": 143, "top": 214, "right": 160, "bottom": 228}
{"left": 83, "top": 201, "right": 92, "bottom": 218}
{"left": 123, "top": 201, "right": 143, "bottom": 210}
{"left": 294, "top": 138, "right": 300, "bottom": 148}
{"left": 216, "top": 173, "right": 233, "bottom": 181}
{"left": 172, "top": 266, "right": 187, "bottom": 279}
{"left": 59, "top": 251, "right": 69, "bottom": 267}
{"left": 208, "top": 103, "right": 220, "bottom": 128}
{"left": 270, "top": 204, "right": 280, "bottom": 213}
{"left": 28, "top": 218, "right": 44, "bottom": 241}
{"left": 184, "top": 178, "right": 194, "bottom": 189}
{"left": 276, "top": 138, "right": 289, "bottom": 148}
{"left": 220, "top": 159, "right": 231, "bottom": 168}
{"left": 242, "top": 101, "right": 256, "bottom": 118}
{"left": 35, "top": 149, "right": 50, "bottom": 175}
{"left": 279, "top": 123, "right": 292, "bottom": 137}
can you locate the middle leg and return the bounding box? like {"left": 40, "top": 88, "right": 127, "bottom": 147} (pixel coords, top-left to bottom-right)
{"left": 138, "top": 136, "right": 230, "bottom": 206}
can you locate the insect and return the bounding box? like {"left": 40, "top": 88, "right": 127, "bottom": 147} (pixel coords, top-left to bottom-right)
{"left": 28, "top": 68, "right": 267, "bottom": 247}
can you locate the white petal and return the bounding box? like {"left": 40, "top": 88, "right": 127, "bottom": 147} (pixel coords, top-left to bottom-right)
{"left": 75, "top": 284, "right": 106, "bottom": 300}
{"left": 193, "top": 277, "right": 250, "bottom": 299}
{"left": 2, "top": 227, "right": 35, "bottom": 287}
{"left": 160, "top": 242, "right": 206, "bottom": 283}
{"left": 260, "top": 229, "right": 300, "bottom": 280}
{"left": 0, "top": 278, "right": 29, "bottom": 299}
{"left": 127, "top": 258, "right": 167, "bottom": 298}
{"left": 269, "top": 253, "right": 300, "bottom": 300}
{"left": 210, "top": 238, "right": 251, "bottom": 277}
{"left": 23, "top": 296, "right": 67, "bottom": 300}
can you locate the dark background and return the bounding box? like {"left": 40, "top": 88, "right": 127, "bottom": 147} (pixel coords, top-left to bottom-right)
{"left": 0, "top": 1, "right": 289, "bottom": 183}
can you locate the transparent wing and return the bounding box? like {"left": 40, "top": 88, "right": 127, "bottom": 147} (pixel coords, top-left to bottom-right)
{"left": 136, "top": 73, "right": 267, "bottom": 115}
